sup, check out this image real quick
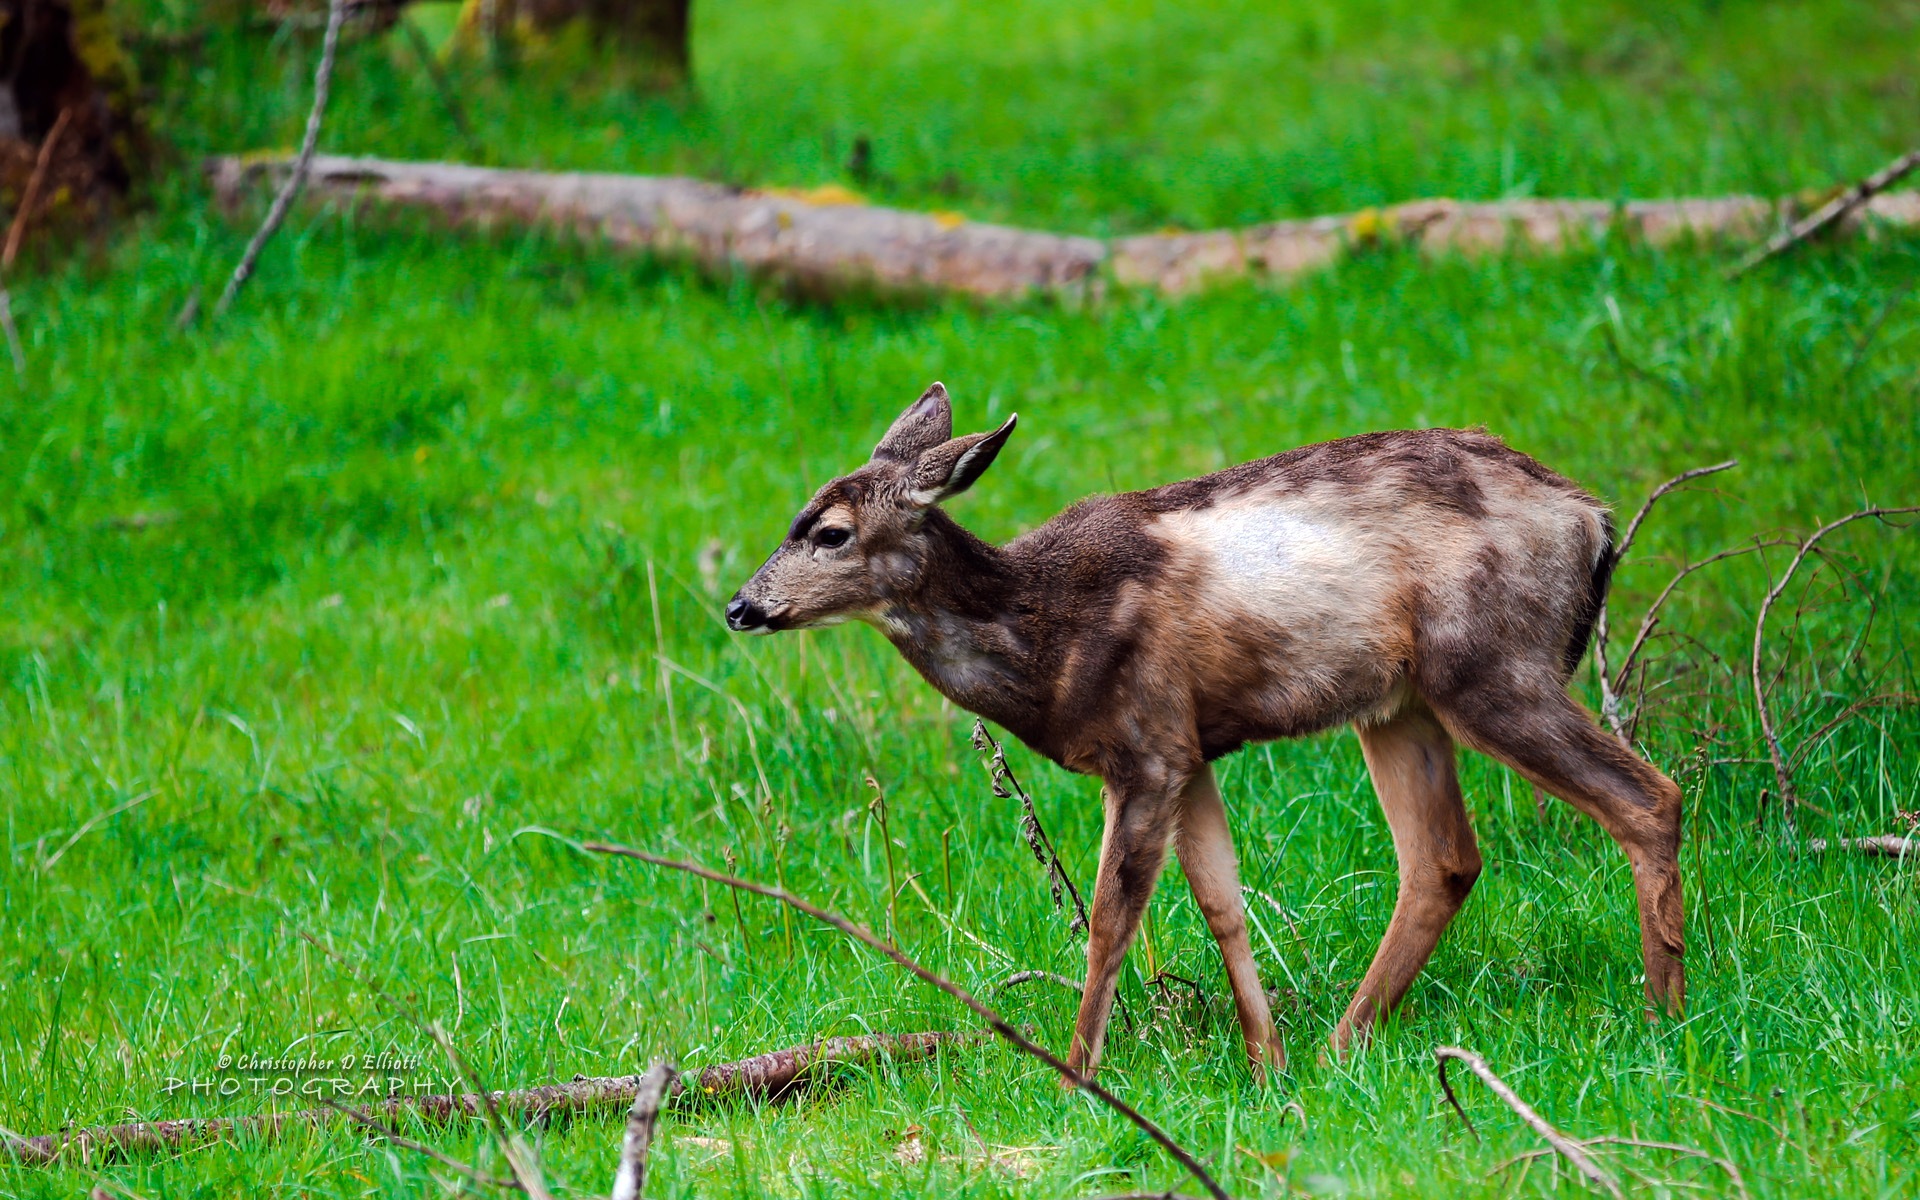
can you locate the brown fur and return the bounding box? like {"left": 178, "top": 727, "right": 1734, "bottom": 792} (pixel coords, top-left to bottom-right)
{"left": 729, "top": 383, "right": 1685, "bottom": 1079}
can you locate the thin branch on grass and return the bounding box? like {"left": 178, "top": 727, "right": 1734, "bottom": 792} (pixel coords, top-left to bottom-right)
{"left": 204, "top": 0, "right": 349, "bottom": 322}
{"left": 323, "top": 1100, "right": 520, "bottom": 1190}
{"left": 610, "top": 1060, "right": 677, "bottom": 1200}
{"left": 1805, "top": 836, "right": 1917, "bottom": 859}
{"left": 559, "top": 831, "right": 1233, "bottom": 1200}
{"left": 40, "top": 791, "right": 160, "bottom": 871}
{"left": 1493, "top": 1136, "right": 1750, "bottom": 1200}
{"left": 3, "top": 107, "right": 74, "bottom": 272}
{"left": 1433, "top": 1046, "right": 1622, "bottom": 1198}
{"left": 1592, "top": 460, "right": 1738, "bottom": 738}
{"left": 1752, "top": 507, "right": 1920, "bottom": 822}
{"left": 0, "top": 1031, "right": 967, "bottom": 1168}
{"left": 1731, "top": 147, "right": 1920, "bottom": 277}
{"left": 1786, "top": 693, "right": 1919, "bottom": 774}
{"left": 972, "top": 719, "right": 1089, "bottom": 936}
{"left": 994, "top": 969, "right": 1084, "bottom": 994}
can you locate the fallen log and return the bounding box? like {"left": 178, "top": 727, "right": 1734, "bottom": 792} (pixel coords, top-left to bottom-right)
{"left": 2, "top": 1030, "right": 973, "bottom": 1169}
{"left": 206, "top": 154, "right": 1920, "bottom": 297}
{"left": 1806, "top": 835, "right": 1917, "bottom": 859}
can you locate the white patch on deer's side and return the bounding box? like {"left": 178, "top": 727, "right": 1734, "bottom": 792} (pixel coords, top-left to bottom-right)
{"left": 1159, "top": 503, "right": 1351, "bottom": 601}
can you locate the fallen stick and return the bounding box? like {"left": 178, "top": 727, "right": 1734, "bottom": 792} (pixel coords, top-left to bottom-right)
{"left": 1731, "top": 147, "right": 1920, "bottom": 277}
{"left": 610, "top": 1060, "right": 677, "bottom": 1200}
{"left": 1433, "top": 1046, "right": 1622, "bottom": 1198}
{"left": 204, "top": 154, "right": 1920, "bottom": 299}
{"left": 1805, "top": 835, "right": 1917, "bottom": 859}
{"left": 561, "top": 833, "right": 1234, "bottom": 1200}
{"left": 0, "top": 1032, "right": 969, "bottom": 1168}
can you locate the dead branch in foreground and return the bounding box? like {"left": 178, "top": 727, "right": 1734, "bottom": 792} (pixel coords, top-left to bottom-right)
{"left": 198, "top": 0, "right": 349, "bottom": 324}
{"left": 205, "top": 155, "right": 1920, "bottom": 299}
{"left": 1732, "top": 146, "right": 1920, "bottom": 277}
{"left": 974, "top": 719, "right": 1089, "bottom": 936}
{"left": 1593, "top": 460, "right": 1739, "bottom": 738}
{"left": 1494, "top": 1136, "right": 1750, "bottom": 1200}
{"left": 610, "top": 1060, "right": 678, "bottom": 1200}
{"left": 0, "top": 1032, "right": 968, "bottom": 1169}
{"left": 1751, "top": 507, "right": 1920, "bottom": 822}
{"left": 565, "top": 834, "right": 1234, "bottom": 1200}
{"left": 1433, "top": 1046, "right": 1622, "bottom": 1198}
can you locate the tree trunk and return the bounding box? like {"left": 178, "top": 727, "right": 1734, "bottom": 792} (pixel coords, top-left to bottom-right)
{"left": 0, "top": 0, "right": 145, "bottom": 239}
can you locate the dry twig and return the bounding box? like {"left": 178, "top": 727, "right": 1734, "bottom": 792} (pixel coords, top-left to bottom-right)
{"left": 1433, "top": 1046, "right": 1621, "bottom": 1198}
{"left": 1494, "top": 1136, "right": 1750, "bottom": 1200}
{"left": 205, "top": 0, "right": 348, "bottom": 321}
{"left": 1593, "top": 460, "right": 1738, "bottom": 738}
{"left": 3, "top": 107, "right": 74, "bottom": 273}
{"left": 1732, "top": 147, "right": 1920, "bottom": 276}
{"left": 610, "top": 1060, "right": 677, "bottom": 1200}
{"left": 1751, "top": 507, "right": 1920, "bottom": 823}
{"left": 973, "top": 719, "right": 1088, "bottom": 936}
{"left": 994, "top": 969, "right": 1083, "bottom": 994}
{"left": 324, "top": 1100, "right": 519, "bottom": 1190}
{"left": 563, "top": 832, "right": 1233, "bottom": 1200}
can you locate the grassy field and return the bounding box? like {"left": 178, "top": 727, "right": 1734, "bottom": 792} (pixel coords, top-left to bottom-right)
{"left": 5, "top": 1, "right": 1920, "bottom": 1197}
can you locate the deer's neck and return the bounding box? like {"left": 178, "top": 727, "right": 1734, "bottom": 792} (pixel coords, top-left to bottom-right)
{"left": 874, "top": 511, "right": 1050, "bottom": 740}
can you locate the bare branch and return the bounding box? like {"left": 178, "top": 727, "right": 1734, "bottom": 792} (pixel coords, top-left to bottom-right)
{"left": 1731, "top": 147, "right": 1920, "bottom": 277}
{"left": 568, "top": 834, "right": 1233, "bottom": 1200}
{"left": 323, "top": 1100, "right": 520, "bottom": 1190}
{"left": 1593, "top": 460, "right": 1738, "bottom": 737}
{"left": 610, "top": 1060, "right": 677, "bottom": 1200}
{"left": 1752, "top": 508, "right": 1920, "bottom": 820}
{"left": 994, "top": 969, "right": 1083, "bottom": 994}
{"left": 1493, "top": 1136, "right": 1749, "bottom": 1200}
{"left": 3, "top": 107, "right": 74, "bottom": 273}
{"left": 1433, "top": 1046, "right": 1621, "bottom": 1198}
{"left": 973, "top": 719, "right": 1089, "bottom": 936}
{"left": 1786, "top": 693, "right": 1919, "bottom": 774}
{"left": 206, "top": 0, "right": 349, "bottom": 321}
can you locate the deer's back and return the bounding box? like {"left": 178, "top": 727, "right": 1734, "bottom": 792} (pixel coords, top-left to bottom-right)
{"left": 1012, "top": 428, "right": 1612, "bottom": 763}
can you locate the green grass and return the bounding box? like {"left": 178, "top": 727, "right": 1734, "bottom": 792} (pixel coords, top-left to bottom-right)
{"left": 4, "top": 1, "right": 1920, "bottom": 1197}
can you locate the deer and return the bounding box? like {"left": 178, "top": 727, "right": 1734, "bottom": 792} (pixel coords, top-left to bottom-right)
{"left": 725, "top": 382, "right": 1685, "bottom": 1081}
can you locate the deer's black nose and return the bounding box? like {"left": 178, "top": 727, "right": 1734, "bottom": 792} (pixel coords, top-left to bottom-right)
{"left": 726, "top": 595, "right": 768, "bottom": 631}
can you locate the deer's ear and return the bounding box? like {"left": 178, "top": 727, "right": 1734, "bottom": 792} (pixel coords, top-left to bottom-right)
{"left": 873, "top": 381, "right": 954, "bottom": 462}
{"left": 907, "top": 414, "right": 1017, "bottom": 507}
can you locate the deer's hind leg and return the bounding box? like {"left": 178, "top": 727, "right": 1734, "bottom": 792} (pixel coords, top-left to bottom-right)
{"left": 1175, "top": 764, "right": 1286, "bottom": 1077}
{"left": 1331, "top": 702, "right": 1482, "bottom": 1055}
{"left": 1432, "top": 682, "right": 1685, "bottom": 1015}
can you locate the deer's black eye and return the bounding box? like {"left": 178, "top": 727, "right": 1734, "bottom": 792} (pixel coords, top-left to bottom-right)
{"left": 815, "top": 527, "right": 852, "bottom": 549}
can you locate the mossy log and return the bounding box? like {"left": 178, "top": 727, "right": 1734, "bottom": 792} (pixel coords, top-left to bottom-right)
{"left": 208, "top": 154, "right": 1920, "bottom": 299}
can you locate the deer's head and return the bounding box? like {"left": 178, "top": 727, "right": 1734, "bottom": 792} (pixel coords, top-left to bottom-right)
{"left": 725, "top": 382, "right": 1017, "bottom": 634}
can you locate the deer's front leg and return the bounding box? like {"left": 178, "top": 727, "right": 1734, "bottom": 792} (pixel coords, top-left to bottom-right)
{"left": 1066, "top": 772, "right": 1183, "bottom": 1077}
